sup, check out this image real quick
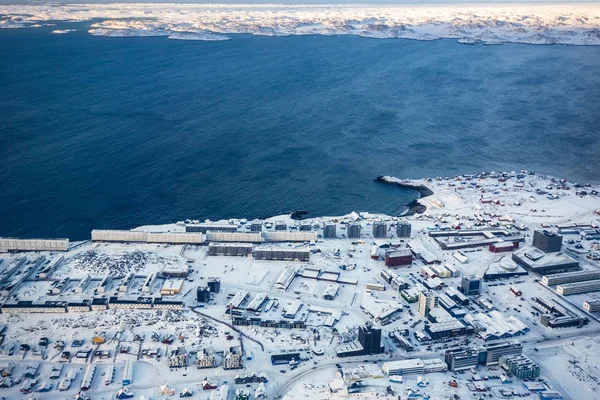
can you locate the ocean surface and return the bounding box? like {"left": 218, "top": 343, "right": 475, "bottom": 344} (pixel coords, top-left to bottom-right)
{"left": 1, "top": 25, "right": 599, "bottom": 240}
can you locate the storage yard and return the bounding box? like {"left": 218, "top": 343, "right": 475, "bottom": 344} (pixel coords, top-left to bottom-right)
{"left": 0, "top": 171, "right": 599, "bottom": 399}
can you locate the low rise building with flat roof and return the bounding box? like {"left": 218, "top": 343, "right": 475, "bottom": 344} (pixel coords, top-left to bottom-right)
{"left": 512, "top": 246, "right": 580, "bottom": 275}
{"left": 425, "top": 318, "right": 467, "bottom": 340}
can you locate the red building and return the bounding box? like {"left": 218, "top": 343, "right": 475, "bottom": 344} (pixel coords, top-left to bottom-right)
{"left": 385, "top": 249, "right": 413, "bottom": 267}
{"left": 489, "top": 241, "right": 519, "bottom": 253}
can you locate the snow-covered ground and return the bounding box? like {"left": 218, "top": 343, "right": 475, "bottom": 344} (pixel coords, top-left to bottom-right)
{"left": 1, "top": 3, "right": 600, "bottom": 45}
{"left": 0, "top": 170, "right": 599, "bottom": 399}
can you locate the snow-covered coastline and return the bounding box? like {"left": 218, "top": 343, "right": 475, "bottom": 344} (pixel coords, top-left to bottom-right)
{"left": 1, "top": 3, "right": 600, "bottom": 45}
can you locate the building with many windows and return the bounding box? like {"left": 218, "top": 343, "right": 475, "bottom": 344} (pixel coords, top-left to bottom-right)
{"left": 444, "top": 348, "right": 480, "bottom": 371}
{"left": 197, "top": 287, "right": 211, "bottom": 303}
{"left": 396, "top": 221, "right": 411, "bottom": 238}
{"left": 532, "top": 230, "right": 563, "bottom": 253}
{"left": 557, "top": 279, "right": 600, "bottom": 296}
{"left": 373, "top": 221, "right": 387, "bottom": 238}
{"left": 347, "top": 223, "right": 362, "bottom": 239}
{"left": 542, "top": 270, "right": 600, "bottom": 287}
{"left": 483, "top": 341, "right": 522, "bottom": 365}
{"left": 208, "top": 243, "right": 253, "bottom": 257}
{"left": 323, "top": 223, "right": 337, "bottom": 239}
{"left": 418, "top": 291, "right": 439, "bottom": 317}
{"left": 499, "top": 355, "right": 540, "bottom": 379}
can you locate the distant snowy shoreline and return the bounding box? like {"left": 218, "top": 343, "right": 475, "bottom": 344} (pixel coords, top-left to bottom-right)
{"left": 1, "top": 3, "right": 600, "bottom": 45}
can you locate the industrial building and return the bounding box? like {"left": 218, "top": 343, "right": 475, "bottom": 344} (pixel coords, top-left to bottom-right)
{"left": 282, "top": 300, "right": 302, "bottom": 319}
{"left": 372, "top": 221, "right": 387, "bottom": 238}
{"left": 460, "top": 276, "right": 482, "bottom": 296}
{"left": 512, "top": 247, "right": 580, "bottom": 275}
{"left": 322, "top": 283, "right": 340, "bottom": 300}
{"left": 444, "top": 348, "right": 480, "bottom": 371}
{"left": 446, "top": 287, "right": 469, "bottom": 306}
{"left": 185, "top": 223, "right": 237, "bottom": 233}
{"left": 246, "top": 293, "right": 268, "bottom": 312}
{"left": 583, "top": 299, "right": 600, "bottom": 313}
{"left": 499, "top": 354, "right": 540, "bottom": 379}
{"left": 347, "top": 222, "right": 361, "bottom": 239}
{"left": 418, "top": 291, "right": 439, "bottom": 317}
{"left": 542, "top": 270, "right": 600, "bottom": 286}
{"left": 382, "top": 359, "right": 447, "bottom": 376}
{"left": 532, "top": 230, "right": 563, "bottom": 253}
{"left": 264, "top": 231, "right": 317, "bottom": 242}
{"left": 535, "top": 297, "right": 588, "bottom": 328}
{"left": 274, "top": 221, "right": 287, "bottom": 231}
{"left": 227, "top": 290, "right": 250, "bottom": 310}
{"left": 396, "top": 221, "right": 411, "bottom": 238}
{"left": 270, "top": 353, "right": 301, "bottom": 365}
{"left": 275, "top": 266, "right": 298, "bottom": 291}
{"left": 80, "top": 364, "right": 96, "bottom": 391}
{"left": 0, "top": 238, "right": 69, "bottom": 252}
{"left": 424, "top": 319, "right": 467, "bottom": 340}
{"left": 384, "top": 249, "right": 413, "bottom": 267}
{"left": 122, "top": 361, "right": 134, "bottom": 386}
{"left": 252, "top": 247, "right": 310, "bottom": 262}
{"left": 444, "top": 264, "right": 460, "bottom": 277}
{"left": 206, "top": 232, "right": 262, "bottom": 243}
{"left": 323, "top": 223, "right": 337, "bottom": 239}
{"left": 208, "top": 243, "right": 253, "bottom": 257}
{"left": 557, "top": 279, "right": 600, "bottom": 296}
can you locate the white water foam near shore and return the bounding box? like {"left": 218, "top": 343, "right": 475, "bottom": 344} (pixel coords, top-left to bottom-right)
{"left": 1, "top": 3, "right": 600, "bottom": 45}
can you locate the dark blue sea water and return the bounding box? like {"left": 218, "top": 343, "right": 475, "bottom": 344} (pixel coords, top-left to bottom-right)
{"left": 1, "top": 25, "right": 599, "bottom": 240}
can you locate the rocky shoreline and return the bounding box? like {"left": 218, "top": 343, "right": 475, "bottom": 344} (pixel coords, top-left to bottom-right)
{"left": 374, "top": 175, "right": 434, "bottom": 216}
